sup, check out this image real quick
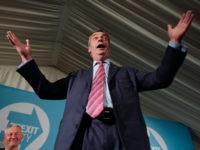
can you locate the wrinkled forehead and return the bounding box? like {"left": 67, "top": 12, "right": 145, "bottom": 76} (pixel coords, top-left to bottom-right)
{"left": 90, "top": 32, "right": 108, "bottom": 38}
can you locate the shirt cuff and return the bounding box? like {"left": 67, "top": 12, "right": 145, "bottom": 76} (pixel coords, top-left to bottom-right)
{"left": 18, "top": 59, "right": 33, "bottom": 68}
{"left": 168, "top": 41, "right": 188, "bottom": 52}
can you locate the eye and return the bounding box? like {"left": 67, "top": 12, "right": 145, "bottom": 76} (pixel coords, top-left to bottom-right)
{"left": 103, "top": 36, "right": 108, "bottom": 41}
{"left": 7, "top": 133, "right": 13, "bottom": 137}
{"left": 93, "top": 37, "right": 98, "bottom": 40}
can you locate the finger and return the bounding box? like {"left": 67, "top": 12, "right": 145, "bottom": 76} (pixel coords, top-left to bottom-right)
{"left": 179, "top": 13, "right": 186, "bottom": 23}
{"left": 167, "top": 24, "right": 172, "bottom": 31}
{"left": 10, "top": 31, "right": 18, "bottom": 41}
{"left": 26, "top": 39, "right": 30, "bottom": 47}
{"left": 186, "top": 10, "right": 193, "bottom": 16}
{"left": 7, "top": 31, "right": 16, "bottom": 43}
{"left": 6, "top": 35, "right": 15, "bottom": 46}
{"left": 7, "top": 31, "right": 13, "bottom": 41}
{"left": 188, "top": 14, "right": 194, "bottom": 24}
{"left": 183, "top": 10, "right": 194, "bottom": 23}
{"left": 7, "top": 31, "right": 23, "bottom": 47}
{"left": 186, "top": 13, "right": 194, "bottom": 24}
{"left": 185, "top": 14, "right": 194, "bottom": 30}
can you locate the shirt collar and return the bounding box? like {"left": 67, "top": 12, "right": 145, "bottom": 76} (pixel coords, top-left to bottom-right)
{"left": 93, "top": 59, "right": 110, "bottom": 67}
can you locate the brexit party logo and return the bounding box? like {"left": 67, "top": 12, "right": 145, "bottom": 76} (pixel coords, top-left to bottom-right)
{"left": 0, "top": 102, "right": 50, "bottom": 150}
{"left": 147, "top": 127, "right": 168, "bottom": 150}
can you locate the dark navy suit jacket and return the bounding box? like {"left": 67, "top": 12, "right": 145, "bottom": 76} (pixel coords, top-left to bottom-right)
{"left": 17, "top": 46, "right": 186, "bottom": 150}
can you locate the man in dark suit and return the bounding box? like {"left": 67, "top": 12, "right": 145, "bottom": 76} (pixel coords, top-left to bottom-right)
{"left": 7, "top": 10, "right": 194, "bottom": 150}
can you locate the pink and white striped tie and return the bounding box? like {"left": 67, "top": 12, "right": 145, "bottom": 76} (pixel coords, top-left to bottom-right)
{"left": 87, "top": 61, "right": 105, "bottom": 118}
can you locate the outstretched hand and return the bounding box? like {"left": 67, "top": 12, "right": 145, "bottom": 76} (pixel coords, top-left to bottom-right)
{"left": 168, "top": 10, "right": 194, "bottom": 43}
{"left": 7, "top": 31, "right": 32, "bottom": 63}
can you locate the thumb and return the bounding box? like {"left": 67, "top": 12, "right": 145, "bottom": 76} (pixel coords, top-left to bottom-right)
{"left": 26, "top": 39, "right": 30, "bottom": 47}
{"left": 167, "top": 24, "right": 172, "bottom": 32}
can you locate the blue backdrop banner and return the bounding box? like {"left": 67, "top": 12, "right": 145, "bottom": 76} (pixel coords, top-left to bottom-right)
{"left": 145, "top": 117, "right": 194, "bottom": 150}
{"left": 0, "top": 85, "right": 65, "bottom": 150}
{"left": 0, "top": 85, "right": 194, "bottom": 150}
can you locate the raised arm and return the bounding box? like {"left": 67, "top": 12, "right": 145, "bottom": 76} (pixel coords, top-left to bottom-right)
{"left": 7, "top": 31, "right": 32, "bottom": 63}
{"left": 168, "top": 10, "right": 194, "bottom": 43}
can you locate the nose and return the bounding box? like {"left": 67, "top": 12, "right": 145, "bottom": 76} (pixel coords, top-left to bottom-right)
{"left": 11, "top": 134, "right": 17, "bottom": 138}
{"left": 10, "top": 133, "right": 18, "bottom": 138}
{"left": 98, "top": 36, "right": 103, "bottom": 42}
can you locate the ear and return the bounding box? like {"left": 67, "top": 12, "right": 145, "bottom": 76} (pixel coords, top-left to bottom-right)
{"left": 19, "top": 134, "right": 24, "bottom": 140}
{"left": 88, "top": 48, "right": 91, "bottom": 53}
{"left": 2, "top": 135, "right": 5, "bottom": 141}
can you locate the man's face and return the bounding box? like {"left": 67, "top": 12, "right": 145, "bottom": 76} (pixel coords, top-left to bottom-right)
{"left": 88, "top": 32, "right": 110, "bottom": 61}
{"left": 3, "top": 126, "right": 23, "bottom": 148}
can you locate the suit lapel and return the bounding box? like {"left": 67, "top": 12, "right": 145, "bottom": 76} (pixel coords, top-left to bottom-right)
{"left": 108, "top": 63, "right": 119, "bottom": 83}
{"left": 85, "top": 65, "right": 93, "bottom": 89}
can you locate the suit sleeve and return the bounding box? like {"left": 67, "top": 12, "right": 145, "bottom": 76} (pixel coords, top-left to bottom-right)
{"left": 135, "top": 45, "right": 187, "bottom": 91}
{"left": 17, "top": 59, "right": 69, "bottom": 100}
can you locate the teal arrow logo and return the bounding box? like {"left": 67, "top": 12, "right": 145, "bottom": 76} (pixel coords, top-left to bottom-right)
{"left": 0, "top": 102, "right": 49, "bottom": 150}
{"left": 8, "top": 108, "right": 43, "bottom": 149}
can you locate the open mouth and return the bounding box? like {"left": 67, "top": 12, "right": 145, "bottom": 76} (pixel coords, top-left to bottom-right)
{"left": 97, "top": 44, "right": 106, "bottom": 48}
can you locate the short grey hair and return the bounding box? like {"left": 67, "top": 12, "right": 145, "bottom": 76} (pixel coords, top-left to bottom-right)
{"left": 4, "top": 124, "right": 22, "bottom": 134}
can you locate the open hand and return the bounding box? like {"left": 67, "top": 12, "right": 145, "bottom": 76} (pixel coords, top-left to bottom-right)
{"left": 168, "top": 10, "right": 194, "bottom": 43}
{"left": 7, "top": 31, "right": 32, "bottom": 63}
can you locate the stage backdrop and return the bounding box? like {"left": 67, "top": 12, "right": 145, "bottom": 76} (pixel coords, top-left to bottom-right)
{"left": 0, "top": 85, "right": 194, "bottom": 150}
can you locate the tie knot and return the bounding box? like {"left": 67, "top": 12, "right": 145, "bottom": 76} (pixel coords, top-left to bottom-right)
{"left": 98, "top": 61, "right": 103, "bottom": 65}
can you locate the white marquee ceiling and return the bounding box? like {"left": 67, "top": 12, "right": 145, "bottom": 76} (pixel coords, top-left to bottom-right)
{"left": 0, "top": 0, "right": 199, "bottom": 147}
